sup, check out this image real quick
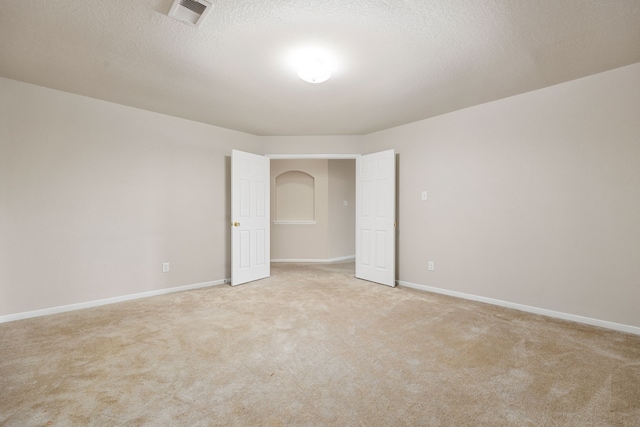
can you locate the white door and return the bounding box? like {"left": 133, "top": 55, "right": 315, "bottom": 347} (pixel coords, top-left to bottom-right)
{"left": 231, "top": 150, "right": 270, "bottom": 286}
{"left": 355, "top": 150, "right": 396, "bottom": 287}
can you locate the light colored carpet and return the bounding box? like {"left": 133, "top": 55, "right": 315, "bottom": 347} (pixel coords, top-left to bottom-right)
{"left": 1, "top": 261, "right": 639, "bottom": 426}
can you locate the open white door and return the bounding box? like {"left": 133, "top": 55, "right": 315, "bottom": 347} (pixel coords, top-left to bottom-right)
{"left": 231, "top": 150, "right": 270, "bottom": 286}
{"left": 356, "top": 149, "right": 396, "bottom": 287}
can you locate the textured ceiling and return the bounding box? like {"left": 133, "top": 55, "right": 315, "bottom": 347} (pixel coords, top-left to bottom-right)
{"left": 1, "top": 0, "right": 639, "bottom": 136}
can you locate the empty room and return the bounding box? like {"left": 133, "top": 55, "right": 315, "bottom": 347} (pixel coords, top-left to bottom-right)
{"left": 1, "top": 0, "right": 639, "bottom": 425}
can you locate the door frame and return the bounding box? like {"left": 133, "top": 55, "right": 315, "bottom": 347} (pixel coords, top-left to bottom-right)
{"left": 266, "top": 154, "right": 360, "bottom": 264}
{"left": 265, "top": 153, "right": 397, "bottom": 287}
{"left": 266, "top": 154, "right": 360, "bottom": 160}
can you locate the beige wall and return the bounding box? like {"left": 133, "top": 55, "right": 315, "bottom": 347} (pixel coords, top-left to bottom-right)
{"left": 270, "top": 159, "right": 329, "bottom": 260}
{"left": 3, "top": 62, "right": 639, "bottom": 330}
{"left": 0, "top": 77, "right": 260, "bottom": 316}
{"left": 328, "top": 160, "right": 356, "bottom": 259}
{"left": 364, "top": 63, "right": 640, "bottom": 328}
{"left": 270, "top": 159, "right": 356, "bottom": 261}
{"left": 262, "top": 135, "right": 363, "bottom": 155}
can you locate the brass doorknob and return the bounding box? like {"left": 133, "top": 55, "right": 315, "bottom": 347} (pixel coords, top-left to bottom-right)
{"left": 233, "top": 222, "right": 240, "bottom": 227}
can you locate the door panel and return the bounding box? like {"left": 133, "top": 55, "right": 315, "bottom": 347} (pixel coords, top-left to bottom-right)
{"left": 231, "top": 150, "right": 270, "bottom": 286}
{"left": 356, "top": 150, "right": 396, "bottom": 287}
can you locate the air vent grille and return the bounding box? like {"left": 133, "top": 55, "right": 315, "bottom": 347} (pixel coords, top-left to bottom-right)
{"left": 168, "top": 0, "right": 212, "bottom": 27}
{"left": 180, "top": 0, "right": 207, "bottom": 15}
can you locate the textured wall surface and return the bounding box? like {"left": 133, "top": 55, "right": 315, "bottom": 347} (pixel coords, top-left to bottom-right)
{"left": 0, "top": 0, "right": 638, "bottom": 135}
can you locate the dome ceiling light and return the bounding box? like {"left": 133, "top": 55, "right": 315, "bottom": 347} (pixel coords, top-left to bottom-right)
{"left": 297, "top": 58, "right": 331, "bottom": 84}
{"left": 290, "top": 47, "right": 336, "bottom": 84}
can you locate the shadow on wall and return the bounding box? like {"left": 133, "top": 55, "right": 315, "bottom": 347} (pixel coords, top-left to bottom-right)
{"left": 396, "top": 153, "right": 400, "bottom": 282}
{"left": 225, "top": 155, "right": 231, "bottom": 278}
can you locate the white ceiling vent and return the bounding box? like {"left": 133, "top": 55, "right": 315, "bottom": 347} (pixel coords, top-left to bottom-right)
{"left": 168, "top": 0, "right": 212, "bottom": 27}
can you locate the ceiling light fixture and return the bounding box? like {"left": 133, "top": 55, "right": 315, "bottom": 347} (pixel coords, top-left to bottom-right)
{"left": 297, "top": 58, "right": 331, "bottom": 84}
{"left": 289, "top": 46, "right": 336, "bottom": 84}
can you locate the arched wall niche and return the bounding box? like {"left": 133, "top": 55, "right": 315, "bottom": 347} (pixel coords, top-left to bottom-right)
{"left": 274, "top": 170, "right": 315, "bottom": 223}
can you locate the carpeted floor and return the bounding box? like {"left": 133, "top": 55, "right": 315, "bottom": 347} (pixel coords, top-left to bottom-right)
{"left": 1, "top": 261, "right": 639, "bottom": 426}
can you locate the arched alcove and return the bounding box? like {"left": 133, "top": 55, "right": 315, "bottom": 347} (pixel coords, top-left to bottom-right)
{"left": 275, "top": 170, "right": 315, "bottom": 223}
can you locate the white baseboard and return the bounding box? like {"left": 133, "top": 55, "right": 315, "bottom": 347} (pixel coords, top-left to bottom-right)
{"left": 0, "top": 278, "right": 230, "bottom": 324}
{"left": 397, "top": 280, "right": 640, "bottom": 336}
{"left": 271, "top": 255, "right": 355, "bottom": 263}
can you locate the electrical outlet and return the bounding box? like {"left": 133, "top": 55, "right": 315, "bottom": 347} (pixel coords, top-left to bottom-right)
{"left": 162, "top": 262, "right": 170, "bottom": 273}
{"left": 428, "top": 261, "right": 435, "bottom": 271}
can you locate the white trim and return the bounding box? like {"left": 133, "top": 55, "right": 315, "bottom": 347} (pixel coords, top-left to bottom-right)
{"left": 273, "top": 220, "right": 317, "bottom": 225}
{"left": 397, "top": 280, "right": 640, "bottom": 336}
{"left": 271, "top": 255, "right": 355, "bottom": 263}
{"left": 0, "top": 279, "right": 229, "bottom": 324}
{"left": 266, "top": 154, "right": 360, "bottom": 159}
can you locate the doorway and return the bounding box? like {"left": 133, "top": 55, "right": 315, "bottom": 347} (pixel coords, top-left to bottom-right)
{"left": 231, "top": 151, "right": 395, "bottom": 287}
{"left": 270, "top": 157, "right": 356, "bottom": 266}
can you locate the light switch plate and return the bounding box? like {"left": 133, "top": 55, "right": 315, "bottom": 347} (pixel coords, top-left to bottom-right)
{"left": 421, "top": 191, "right": 428, "bottom": 201}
